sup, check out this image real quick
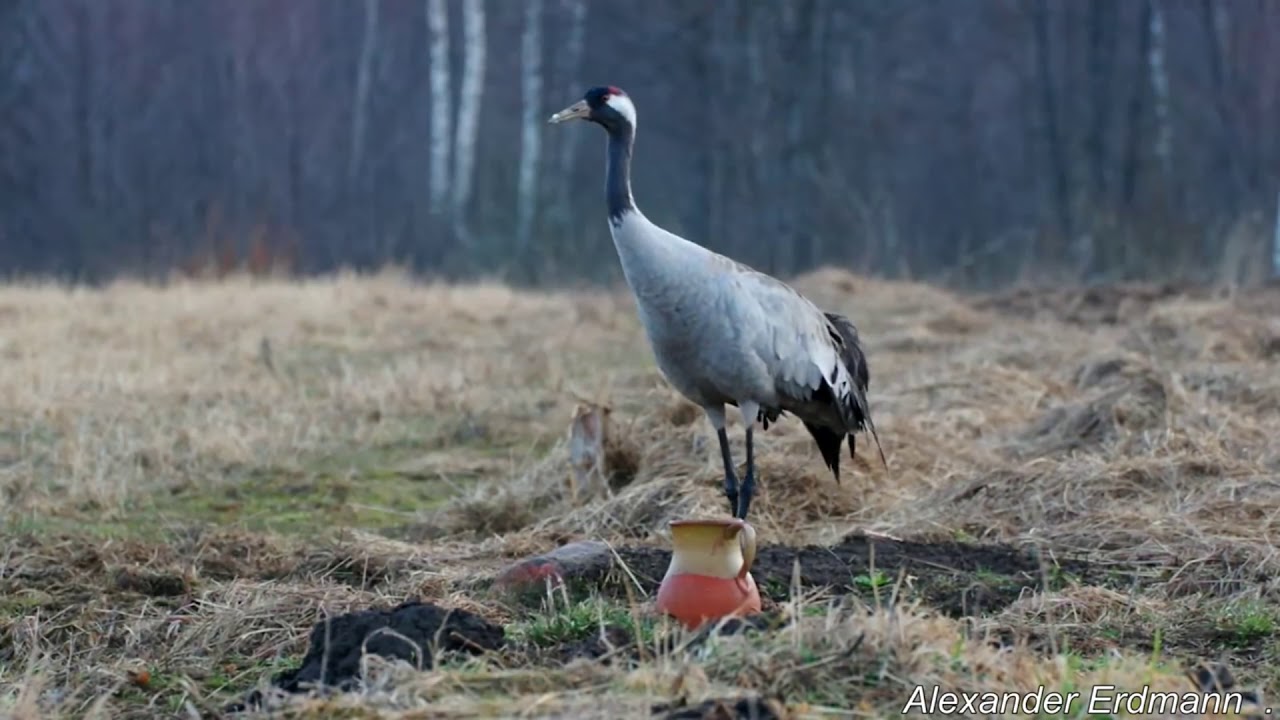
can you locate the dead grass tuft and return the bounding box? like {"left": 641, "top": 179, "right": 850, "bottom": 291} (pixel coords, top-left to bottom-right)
{"left": 1011, "top": 353, "right": 1170, "bottom": 459}
{"left": 2, "top": 268, "right": 1279, "bottom": 716}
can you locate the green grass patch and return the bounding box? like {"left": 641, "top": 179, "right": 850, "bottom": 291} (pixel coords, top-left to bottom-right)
{"left": 5, "top": 463, "right": 454, "bottom": 540}
{"left": 108, "top": 655, "right": 300, "bottom": 716}
{"left": 156, "top": 464, "right": 451, "bottom": 535}
{"left": 508, "top": 596, "right": 656, "bottom": 649}
{"left": 1214, "top": 599, "right": 1275, "bottom": 647}
{"left": 853, "top": 569, "right": 892, "bottom": 591}
{"left": 0, "top": 589, "right": 56, "bottom": 618}
{"left": 0, "top": 420, "right": 546, "bottom": 540}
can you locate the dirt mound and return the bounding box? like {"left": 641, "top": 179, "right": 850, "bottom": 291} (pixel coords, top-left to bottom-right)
{"left": 233, "top": 600, "right": 505, "bottom": 712}
{"left": 653, "top": 696, "right": 790, "bottom": 720}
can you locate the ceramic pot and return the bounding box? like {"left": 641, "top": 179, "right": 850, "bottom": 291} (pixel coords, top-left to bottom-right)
{"left": 655, "top": 517, "right": 761, "bottom": 629}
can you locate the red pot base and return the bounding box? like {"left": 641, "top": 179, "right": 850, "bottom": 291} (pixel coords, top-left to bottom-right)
{"left": 655, "top": 572, "right": 762, "bottom": 630}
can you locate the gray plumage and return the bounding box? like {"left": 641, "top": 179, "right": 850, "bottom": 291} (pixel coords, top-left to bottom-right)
{"left": 550, "top": 86, "right": 886, "bottom": 520}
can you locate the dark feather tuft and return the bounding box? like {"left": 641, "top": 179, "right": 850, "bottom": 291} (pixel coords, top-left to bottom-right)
{"left": 803, "top": 421, "right": 845, "bottom": 483}
{"left": 821, "top": 312, "right": 888, "bottom": 471}
{"left": 757, "top": 405, "right": 783, "bottom": 431}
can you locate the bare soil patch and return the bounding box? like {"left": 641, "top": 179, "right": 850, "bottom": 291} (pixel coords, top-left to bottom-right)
{"left": 604, "top": 533, "right": 1099, "bottom": 618}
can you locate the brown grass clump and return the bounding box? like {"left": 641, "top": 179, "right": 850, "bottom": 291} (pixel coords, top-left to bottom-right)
{"left": 2, "top": 267, "right": 1279, "bottom": 717}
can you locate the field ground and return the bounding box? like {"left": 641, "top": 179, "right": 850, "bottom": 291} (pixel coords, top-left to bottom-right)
{"left": 1, "top": 268, "right": 1278, "bottom": 718}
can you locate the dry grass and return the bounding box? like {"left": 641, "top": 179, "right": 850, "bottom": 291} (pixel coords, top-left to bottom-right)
{"left": 1, "top": 266, "right": 1278, "bottom": 718}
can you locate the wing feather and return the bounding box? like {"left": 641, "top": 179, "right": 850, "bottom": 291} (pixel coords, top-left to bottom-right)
{"left": 718, "top": 266, "right": 839, "bottom": 403}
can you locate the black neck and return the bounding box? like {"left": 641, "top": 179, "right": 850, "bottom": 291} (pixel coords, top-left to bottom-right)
{"left": 604, "top": 122, "right": 635, "bottom": 225}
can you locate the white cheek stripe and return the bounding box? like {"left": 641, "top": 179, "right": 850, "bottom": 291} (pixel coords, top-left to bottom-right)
{"left": 607, "top": 95, "right": 637, "bottom": 127}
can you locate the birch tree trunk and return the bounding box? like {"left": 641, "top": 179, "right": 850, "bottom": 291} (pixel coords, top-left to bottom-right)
{"left": 349, "top": 0, "right": 379, "bottom": 183}
{"left": 426, "top": 0, "right": 451, "bottom": 215}
{"left": 515, "top": 0, "right": 543, "bottom": 262}
{"left": 452, "top": 0, "right": 486, "bottom": 246}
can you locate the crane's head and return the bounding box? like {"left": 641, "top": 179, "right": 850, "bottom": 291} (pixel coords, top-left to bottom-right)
{"left": 548, "top": 86, "right": 636, "bottom": 133}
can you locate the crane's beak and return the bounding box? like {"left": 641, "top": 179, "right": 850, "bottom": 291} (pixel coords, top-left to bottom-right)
{"left": 548, "top": 99, "right": 590, "bottom": 124}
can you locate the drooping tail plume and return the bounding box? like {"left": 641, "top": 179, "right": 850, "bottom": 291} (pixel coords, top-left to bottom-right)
{"left": 824, "top": 312, "right": 889, "bottom": 472}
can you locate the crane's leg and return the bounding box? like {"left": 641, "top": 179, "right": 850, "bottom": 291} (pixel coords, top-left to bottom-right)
{"left": 736, "top": 401, "right": 760, "bottom": 520}
{"left": 704, "top": 405, "right": 739, "bottom": 516}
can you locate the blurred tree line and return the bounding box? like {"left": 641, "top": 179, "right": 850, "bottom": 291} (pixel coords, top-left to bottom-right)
{"left": 1, "top": 0, "right": 1277, "bottom": 288}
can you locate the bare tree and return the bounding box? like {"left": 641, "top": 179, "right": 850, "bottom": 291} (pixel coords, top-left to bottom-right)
{"left": 1121, "top": 0, "right": 1153, "bottom": 210}
{"left": 1199, "top": 0, "right": 1238, "bottom": 213}
{"left": 451, "top": 0, "right": 485, "bottom": 248}
{"left": 0, "top": 0, "right": 39, "bottom": 267}
{"left": 1147, "top": 0, "right": 1173, "bottom": 191}
{"left": 426, "top": 0, "right": 451, "bottom": 215}
{"left": 549, "top": 0, "right": 586, "bottom": 238}
{"left": 1273, "top": 190, "right": 1280, "bottom": 279}
{"left": 349, "top": 0, "right": 380, "bottom": 184}
{"left": 1031, "top": 0, "right": 1073, "bottom": 250}
{"left": 515, "top": 0, "right": 544, "bottom": 265}
{"left": 1085, "top": 0, "right": 1116, "bottom": 198}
